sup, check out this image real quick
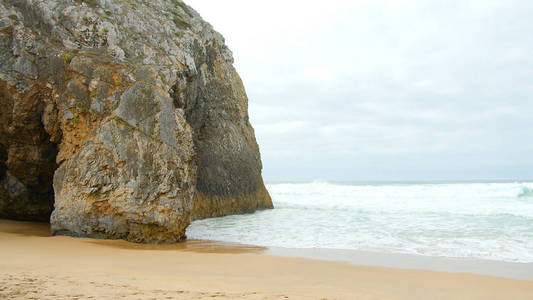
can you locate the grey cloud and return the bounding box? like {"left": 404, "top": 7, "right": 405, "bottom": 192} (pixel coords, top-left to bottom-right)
{"left": 190, "top": 0, "right": 533, "bottom": 181}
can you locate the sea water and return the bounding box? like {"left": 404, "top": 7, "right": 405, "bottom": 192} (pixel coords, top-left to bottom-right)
{"left": 187, "top": 181, "right": 533, "bottom": 263}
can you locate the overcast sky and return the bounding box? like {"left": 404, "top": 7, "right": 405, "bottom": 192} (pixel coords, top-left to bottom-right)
{"left": 188, "top": 0, "right": 533, "bottom": 181}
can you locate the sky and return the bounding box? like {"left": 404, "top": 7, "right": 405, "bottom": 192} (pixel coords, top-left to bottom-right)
{"left": 188, "top": 0, "right": 533, "bottom": 181}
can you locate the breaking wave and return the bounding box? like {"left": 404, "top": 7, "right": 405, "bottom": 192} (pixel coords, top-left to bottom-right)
{"left": 188, "top": 181, "right": 533, "bottom": 263}
{"left": 518, "top": 186, "right": 533, "bottom": 198}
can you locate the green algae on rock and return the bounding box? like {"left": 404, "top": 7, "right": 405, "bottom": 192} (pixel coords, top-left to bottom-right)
{"left": 0, "top": 0, "right": 272, "bottom": 243}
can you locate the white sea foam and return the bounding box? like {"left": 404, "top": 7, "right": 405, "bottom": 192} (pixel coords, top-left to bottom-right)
{"left": 187, "top": 181, "right": 533, "bottom": 263}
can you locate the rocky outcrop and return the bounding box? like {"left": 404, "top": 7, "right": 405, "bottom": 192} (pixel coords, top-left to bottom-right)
{"left": 0, "top": 0, "right": 272, "bottom": 242}
{"left": 182, "top": 30, "right": 273, "bottom": 220}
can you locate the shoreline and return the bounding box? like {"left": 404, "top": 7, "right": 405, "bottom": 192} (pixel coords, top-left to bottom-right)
{"left": 1, "top": 219, "right": 532, "bottom": 299}
{"left": 101, "top": 235, "right": 533, "bottom": 281}
{"left": 265, "top": 247, "right": 533, "bottom": 281}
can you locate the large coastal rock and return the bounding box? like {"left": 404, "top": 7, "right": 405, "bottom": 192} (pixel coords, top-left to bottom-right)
{"left": 0, "top": 0, "right": 272, "bottom": 242}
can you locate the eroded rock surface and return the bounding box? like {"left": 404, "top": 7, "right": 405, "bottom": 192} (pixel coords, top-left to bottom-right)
{"left": 0, "top": 0, "right": 272, "bottom": 242}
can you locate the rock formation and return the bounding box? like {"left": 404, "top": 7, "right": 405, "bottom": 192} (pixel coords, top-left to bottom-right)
{"left": 0, "top": 0, "right": 272, "bottom": 242}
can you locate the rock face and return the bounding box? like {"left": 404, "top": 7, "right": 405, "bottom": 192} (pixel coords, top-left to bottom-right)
{"left": 0, "top": 0, "right": 272, "bottom": 242}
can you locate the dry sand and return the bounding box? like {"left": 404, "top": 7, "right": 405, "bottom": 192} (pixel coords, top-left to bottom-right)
{"left": 1, "top": 219, "right": 532, "bottom": 299}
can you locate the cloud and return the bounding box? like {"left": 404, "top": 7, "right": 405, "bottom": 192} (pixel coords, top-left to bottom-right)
{"left": 188, "top": 0, "right": 533, "bottom": 181}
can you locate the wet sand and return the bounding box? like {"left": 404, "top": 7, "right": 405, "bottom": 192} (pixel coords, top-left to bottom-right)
{"left": 265, "top": 247, "right": 533, "bottom": 281}
{"left": 1, "top": 219, "right": 532, "bottom": 299}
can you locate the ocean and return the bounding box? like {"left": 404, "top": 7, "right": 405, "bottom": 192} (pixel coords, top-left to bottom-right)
{"left": 187, "top": 181, "right": 533, "bottom": 263}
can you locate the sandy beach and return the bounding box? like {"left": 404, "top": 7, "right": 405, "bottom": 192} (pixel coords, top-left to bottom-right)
{"left": 1, "top": 219, "right": 532, "bottom": 299}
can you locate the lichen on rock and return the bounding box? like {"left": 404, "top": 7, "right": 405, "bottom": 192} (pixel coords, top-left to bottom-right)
{"left": 0, "top": 0, "right": 272, "bottom": 243}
